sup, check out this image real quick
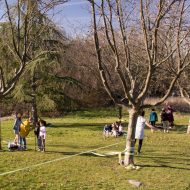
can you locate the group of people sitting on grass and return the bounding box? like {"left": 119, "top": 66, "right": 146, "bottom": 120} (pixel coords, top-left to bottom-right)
{"left": 9, "top": 112, "right": 47, "bottom": 152}
{"left": 103, "top": 121, "right": 127, "bottom": 137}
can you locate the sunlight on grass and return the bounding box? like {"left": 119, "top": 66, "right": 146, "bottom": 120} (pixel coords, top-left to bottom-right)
{"left": 0, "top": 108, "right": 190, "bottom": 190}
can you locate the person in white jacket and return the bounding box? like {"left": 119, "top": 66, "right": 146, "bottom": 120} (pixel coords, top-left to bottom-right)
{"left": 39, "top": 120, "right": 46, "bottom": 152}
{"left": 135, "top": 110, "right": 154, "bottom": 155}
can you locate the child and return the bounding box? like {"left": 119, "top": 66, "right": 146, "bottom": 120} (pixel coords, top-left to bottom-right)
{"left": 112, "top": 122, "right": 119, "bottom": 137}
{"left": 12, "top": 113, "right": 22, "bottom": 145}
{"left": 39, "top": 120, "right": 46, "bottom": 152}
{"left": 117, "top": 121, "right": 124, "bottom": 136}
{"left": 34, "top": 121, "right": 42, "bottom": 151}
{"left": 135, "top": 111, "right": 155, "bottom": 155}
{"left": 160, "top": 108, "right": 169, "bottom": 133}
{"left": 103, "top": 124, "right": 112, "bottom": 137}
{"left": 149, "top": 108, "right": 158, "bottom": 127}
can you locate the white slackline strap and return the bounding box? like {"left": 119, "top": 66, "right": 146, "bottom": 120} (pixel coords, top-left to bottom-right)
{"left": 0, "top": 142, "right": 122, "bottom": 176}
{"left": 88, "top": 146, "right": 135, "bottom": 157}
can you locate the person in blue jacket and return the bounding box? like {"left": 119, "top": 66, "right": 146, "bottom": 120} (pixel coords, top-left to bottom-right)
{"left": 13, "top": 113, "right": 22, "bottom": 145}
{"left": 149, "top": 108, "right": 158, "bottom": 127}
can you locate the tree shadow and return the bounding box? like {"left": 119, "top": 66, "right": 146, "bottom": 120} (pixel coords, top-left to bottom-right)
{"left": 138, "top": 163, "right": 190, "bottom": 171}
{"left": 52, "top": 123, "right": 106, "bottom": 131}
{"left": 141, "top": 154, "right": 190, "bottom": 161}
{"left": 51, "top": 122, "right": 128, "bottom": 131}
{"left": 173, "top": 124, "right": 187, "bottom": 132}
{"left": 138, "top": 154, "right": 190, "bottom": 170}
{"left": 65, "top": 109, "right": 129, "bottom": 119}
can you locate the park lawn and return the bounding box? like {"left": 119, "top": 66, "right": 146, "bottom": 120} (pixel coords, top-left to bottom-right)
{"left": 0, "top": 108, "right": 190, "bottom": 190}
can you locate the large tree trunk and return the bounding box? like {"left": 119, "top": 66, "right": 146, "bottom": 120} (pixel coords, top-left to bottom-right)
{"left": 124, "top": 108, "right": 138, "bottom": 166}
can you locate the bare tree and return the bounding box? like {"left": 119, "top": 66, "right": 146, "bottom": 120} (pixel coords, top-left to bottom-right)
{"left": 88, "top": 0, "right": 190, "bottom": 166}
{"left": 178, "top": 71, "right": 190, "bottom": 102}
{"left": 0, "top": 0, "right": 67, "bottom": 149}
{"left": 0, "top": 0, "right": 67, "bottom": 98}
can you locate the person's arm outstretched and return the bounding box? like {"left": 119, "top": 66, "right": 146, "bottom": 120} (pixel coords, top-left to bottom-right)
{"left": 145, "top": 121, "right": 155, "bottom": 130}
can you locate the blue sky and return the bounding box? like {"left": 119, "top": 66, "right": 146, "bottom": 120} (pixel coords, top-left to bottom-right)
{"left": 51, "top": 0, "right": 92, "bottom": 36}
{"left": 0, "top": 0, "right": 93, "bottom": 36}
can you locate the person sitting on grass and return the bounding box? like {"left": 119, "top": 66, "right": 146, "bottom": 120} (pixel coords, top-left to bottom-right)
{"left": 112, "top": 122, "right": 119, "bottom": 137}
{"left": 39, "top": 120, "right": 46, "bottom": 152}
{"left": 117, "top": 121, "right": 125, "bottom": 136}
{"left": 135, "top": 110, "right": 155, "bottom": 155}
{"left": 103, "top": 124, "right": 112, "bottom": 137}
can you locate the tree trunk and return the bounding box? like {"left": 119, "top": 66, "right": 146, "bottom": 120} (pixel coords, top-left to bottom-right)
{"left": 31, "top": 74, "right": 38, "bottom": 124}
{"left": 118, "top": 106, "right": 122, "bottom": 120}
{"left": 0, "top": 100, "right": 2, "bottom": 150}
{"left": 31, "top": 96, "right": 38, "bottom": 124}
{"left": 0, "top": 111, "right": 2, "bottom": 150}
{"left": 124, "top": 108, "right": 138, "bottom": 166}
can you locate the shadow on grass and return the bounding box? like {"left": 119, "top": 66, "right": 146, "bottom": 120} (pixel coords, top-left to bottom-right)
{"left": 153, "top": 124, "right": 187, "bottom": 133}
{"left": 65, "top": 109, "right": 129, "bottom": 118}
{"left": 51, "top": 122, "right": 128, "bottom": 131}
{"left": 52, "top": 123, "right": 106, "bottom": 131}
{"left": 173, "top": 124, "right": 187, "bottom": 132}
{"left": 139, "top": 154, "right": 190, "bottom": 170}
{"left": 139, "top": 163, "right": 190, "bottom": 171}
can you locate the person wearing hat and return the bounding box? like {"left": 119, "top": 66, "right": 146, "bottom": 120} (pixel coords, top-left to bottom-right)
{"left": 13, "top": 113, "right": 23, "bottom": 145}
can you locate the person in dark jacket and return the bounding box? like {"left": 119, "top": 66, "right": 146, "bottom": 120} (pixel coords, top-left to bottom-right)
{"left": 34, "top": 121, "right": 41, "bottom": 151}
{"left": 166, "top": 105, "right": 175, "bottom": 128}
{"left": 160, "top": 108, "right": 169, "bottom": 133}
{"left": 13, "top": 113, "right": 22, "bottom": 145}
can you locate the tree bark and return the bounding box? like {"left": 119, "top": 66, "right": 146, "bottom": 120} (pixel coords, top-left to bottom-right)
{"left": 0, "top": 109, "right": 2, "bottom": 150}
{"left": 118, "top": 106, "right": 122, "bottom": 120}
{"left": 31, "top": 95, "right": 38, "bottom": 124}
{"left": 124, "top": 108, "right": 138, "bottom": 166}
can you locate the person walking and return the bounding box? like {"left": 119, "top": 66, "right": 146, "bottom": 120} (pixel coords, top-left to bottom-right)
{"left": 135, "top": 110, "right": 154, "bottom": 155}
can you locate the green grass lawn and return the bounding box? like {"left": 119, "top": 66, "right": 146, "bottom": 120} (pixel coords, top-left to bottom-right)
{"left": 0, "top": 108, "right": 190, "bottom": 190}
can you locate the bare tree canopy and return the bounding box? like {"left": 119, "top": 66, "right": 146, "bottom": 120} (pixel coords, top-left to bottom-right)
{"left": 0, "top": 0, "right": 67, "bottom": 98}
{"left": 88, "top": 0, "right": 190, "bottom": 166}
